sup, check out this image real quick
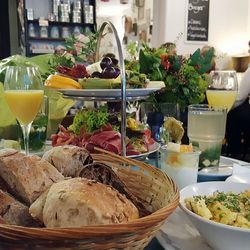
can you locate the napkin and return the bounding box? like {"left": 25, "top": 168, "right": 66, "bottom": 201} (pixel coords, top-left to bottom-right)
{"left": 232, "top": 163, "right": 250, "bottom": 175}
{"left": 225, "top": 163, "right": 250, "bottom": 183}
{"left": 156, "top": 208, "right": 212, "bottom": 250}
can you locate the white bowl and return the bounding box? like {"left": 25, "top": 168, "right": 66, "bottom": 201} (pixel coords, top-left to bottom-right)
{"left": 179, "top": 182, "right": 250, "bottom": 250}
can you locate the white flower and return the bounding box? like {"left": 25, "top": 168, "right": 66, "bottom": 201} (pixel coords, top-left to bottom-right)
{"left": 74, "top": 34, "right": 90, "bottom": 56}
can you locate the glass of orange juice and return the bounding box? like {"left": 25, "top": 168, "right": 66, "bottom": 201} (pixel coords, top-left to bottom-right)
{"left": 206, "top": 70, "right": 238, "bottom": 112}
{"left": 4, "top": 66, "right": 44, "bottom": 155}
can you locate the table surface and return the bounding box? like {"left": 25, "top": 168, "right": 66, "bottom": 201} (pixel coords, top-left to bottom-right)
{"left": 144, "top": 154, "right": 250, "bottom": 250}
{"left": 145, "top": 238, "right": 165, "bottom": 250}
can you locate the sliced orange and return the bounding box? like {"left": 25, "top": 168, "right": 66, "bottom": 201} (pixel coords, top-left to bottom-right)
{"left": 180, "top": 144, "right": 193, "bottom": 153}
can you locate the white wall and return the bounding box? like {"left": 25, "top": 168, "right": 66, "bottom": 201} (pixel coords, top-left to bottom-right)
{"left": 153, "top": 0, "right": 250, "bottom": 69}
{"left": 96, "top": 0, "right": 154, "bottom": 58}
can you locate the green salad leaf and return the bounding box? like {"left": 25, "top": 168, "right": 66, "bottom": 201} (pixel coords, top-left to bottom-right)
{"left": 69, "top": 106, "right": 109, "bottom": 134}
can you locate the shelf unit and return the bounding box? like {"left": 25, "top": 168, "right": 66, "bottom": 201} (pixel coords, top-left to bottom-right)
{"left": 27, "top": 19, "right": 95, "bottom": 28}
{"left": 23, "top": 0, "right": 96, "bottom": 57}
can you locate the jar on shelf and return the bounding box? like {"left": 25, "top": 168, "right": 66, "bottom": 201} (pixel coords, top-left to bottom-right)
{"left": 50, "top": 26, "right": 60, "bottom": 38}
{"left": 48, "top": 12, "right": 56, "bottom": 22}
{"left": 83, "top": 5, "right": 94, "bottom": 24}
{"left": 73, "top": 26, "right": 81, "bottom": 36}
{"left": 62, "top": 0, "right": 71, "bottom": 13}
{"left": 28, "top": 23, "right": 36, "bottom": 37}
{"left": 60, "top": 3, "right": 70, "bottom": 22}
{"left": 40, "top": 26, "right": 48, "bottom": 38}
{"left": 60, "top": 12, "right": 70, "bottom": 23}
{"left": 52, "top": 0, "right": 60, "bottom": 21}
{"left": 27, "top": 9, "right": 34, "bottom": 20}
{"left": 72, "top": 10, "right": 82, "bottom": 23}
{"left": 62, "top": 27, "right": 70, "bottom": 38}
{"left": 73, "top": 0, "right": 82, "bottom": 10}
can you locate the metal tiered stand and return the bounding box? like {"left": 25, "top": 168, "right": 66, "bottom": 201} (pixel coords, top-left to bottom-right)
{"left": 62, "top": 21, "right": 156, "bottom": 157}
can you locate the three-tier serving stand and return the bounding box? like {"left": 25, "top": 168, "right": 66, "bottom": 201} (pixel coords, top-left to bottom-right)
{"left": 62, "top": 21, "right": 157, "bottom": 157}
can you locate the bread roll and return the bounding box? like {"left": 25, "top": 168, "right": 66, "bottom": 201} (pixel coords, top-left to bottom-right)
{"left": 42, "top": 145, "right": 93, "bottom": 177}
{"left": 30, "top": 178, "right": 139, "bottom": 227}
{"left": 80, "top": 162, "right": 150, "bottom": 217}
{"left": 0, "top": 149, "right": 64, "bottom": 205}
{"left": 0, "top": 189, "right": 40, "bottom": 227}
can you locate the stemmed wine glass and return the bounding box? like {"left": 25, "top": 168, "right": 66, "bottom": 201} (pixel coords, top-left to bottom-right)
{"left": 206, "top": 70, "right": 238, "bottom": 112}
{"left": 4, "top": 66, "right": 44, "bottom": 155}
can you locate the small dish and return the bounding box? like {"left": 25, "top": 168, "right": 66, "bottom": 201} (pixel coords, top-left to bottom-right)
{"left": 128, "top": 141, "right": 161, "bottom": 160}
{"left": 59, "top": 87, "right": 160, "bottom": 97}
{"left": 197, "top": 156, "right": 237, "bottom": 182}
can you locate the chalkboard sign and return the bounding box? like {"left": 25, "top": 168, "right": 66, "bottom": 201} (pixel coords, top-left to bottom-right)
{"left": 186, "top": 0, "right": 210, "bottom": 42}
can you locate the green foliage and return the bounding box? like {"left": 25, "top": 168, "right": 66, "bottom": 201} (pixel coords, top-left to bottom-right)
{"left": 138, "top": 44, "right": 166, "bottom": 79}
{"left": 124, "top": 59, "right": 140, "bottom": 73}
{"left": 41, "top": 53, "right": 75, "bottom": 82}
{"left": 69, "top": 105, "right": 109, "bottom": 134}
{"left": 126, "top": 41, "right": 139, "bottom": 60}
{"left": 135, "top": 44, "right": 214, "bottom": 111}
{"left": 0, "top": 54, "right": 63, "bottom": 84}
{"left": 65, "top": 30, "right": 100, "bottom": 63}
{"left": 189, "top": 47, "right": 215, "bottom": 74}
{"left": 0, "top": 55, "right": 38, "bottom": 83}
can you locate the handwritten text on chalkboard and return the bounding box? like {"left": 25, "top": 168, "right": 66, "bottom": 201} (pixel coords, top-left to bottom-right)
{"left": 186, "top": 0, "right": 210, "bottom": 42}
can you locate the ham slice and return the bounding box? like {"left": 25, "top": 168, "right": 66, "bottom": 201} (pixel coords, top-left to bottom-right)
{"left": 51, "top": 123, "right": 153, "bottom": 156}
{"left": 87, "top": 130, "right": 121, "bottom": 154}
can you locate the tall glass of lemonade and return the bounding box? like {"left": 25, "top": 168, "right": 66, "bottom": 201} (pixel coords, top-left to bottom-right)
{"left": 4, "top": 66, "right": 44, "bottom": 155}
{"left": 188, "top": 104, "right": 227, "bottom": 169}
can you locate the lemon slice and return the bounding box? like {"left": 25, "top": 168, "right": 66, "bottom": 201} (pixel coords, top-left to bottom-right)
{"left": 180, "top": 144, "right": 193, "bottom": 152}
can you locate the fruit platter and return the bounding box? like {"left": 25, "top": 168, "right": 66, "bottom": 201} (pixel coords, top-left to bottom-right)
{"left": 44, "top": 55, "right": 163, "bottom": 101}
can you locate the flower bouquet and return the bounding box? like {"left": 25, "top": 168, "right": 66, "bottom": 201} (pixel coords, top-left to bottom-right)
{"left": 126, "top": 43, "right": 215, "bottom": 111}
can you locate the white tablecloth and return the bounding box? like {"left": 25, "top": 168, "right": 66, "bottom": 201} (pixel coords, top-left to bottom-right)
{"left": 156, "top": 162, "right": 250, "bottom": 250}
{"left": 156, "top": 208, "right": 212, "bottom": 250}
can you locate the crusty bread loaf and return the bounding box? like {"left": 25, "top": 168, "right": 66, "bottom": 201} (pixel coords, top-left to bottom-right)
{"left": 0, "top": 189, "right": 40, "bottom": 227}
{"left": 42, "top": 145, "right": 93, "bottom": 177}
{"left": 80, "top": 162, "right": 150, "bottom": 217}
{"left": 0, "top": 149, "right": 64, "bottom": 205}
{"left": 0, "top": 215, "right": 6, "bottom": 224}
{"left": 30, "top": 178, "right": 139, "bottom": 227}
{"left": 0, "top": 175, "right": 8, "bottom": 192}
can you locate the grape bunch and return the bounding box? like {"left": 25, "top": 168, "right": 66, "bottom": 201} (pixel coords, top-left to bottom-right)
{"left": 91, "top": 57, "right": 120, "bottom": 79}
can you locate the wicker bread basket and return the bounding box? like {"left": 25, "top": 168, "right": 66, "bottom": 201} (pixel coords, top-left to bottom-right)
{"left": 0, "top": 152, "right": 179, "bottom": 250}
